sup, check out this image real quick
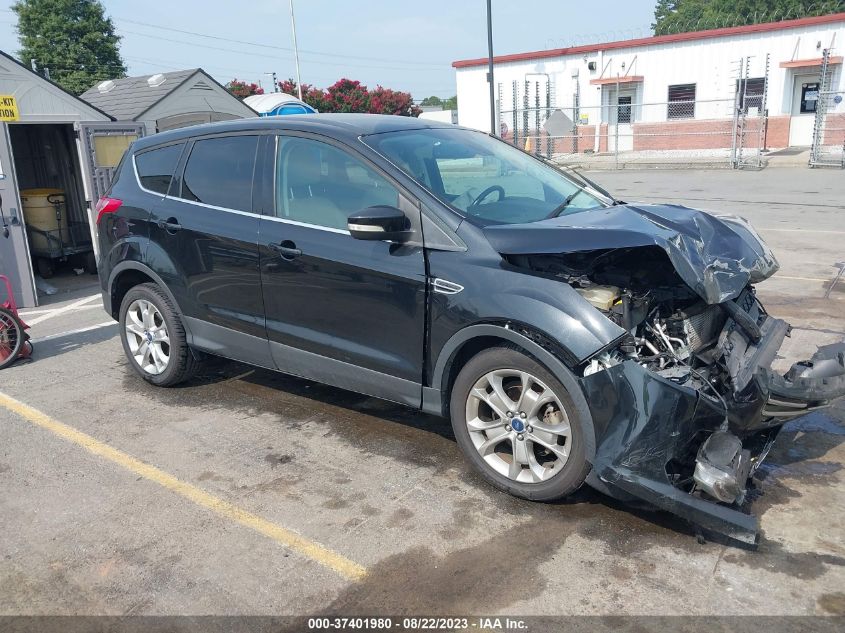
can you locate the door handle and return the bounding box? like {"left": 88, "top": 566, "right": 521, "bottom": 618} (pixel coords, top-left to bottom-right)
{"left": 269, "top": 240, "right": 302, "bottom": 260}
{"left": 157, "top": 217, "right": 182, "bottom": 233}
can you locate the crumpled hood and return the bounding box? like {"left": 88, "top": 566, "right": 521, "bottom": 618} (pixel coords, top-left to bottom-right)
{"left": 483, "top": 203, "right": 779, "bottom": 304}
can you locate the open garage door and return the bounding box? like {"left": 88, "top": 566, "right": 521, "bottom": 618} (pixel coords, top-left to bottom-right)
{"left": 76, "top": 121, "right": 145, "bottom": 259}
{"left": 0, "top": 122, "right": 36, "bottom": 307}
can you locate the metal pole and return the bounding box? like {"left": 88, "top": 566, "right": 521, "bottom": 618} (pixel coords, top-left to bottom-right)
{"left": 614, "top": 76, "right": 619, "bottom": 170}
{"left": 289, "top": 0, "right": 303, "bottom": 100}
{"left": 486, "top": 0, "right": 495, "bottom": 135}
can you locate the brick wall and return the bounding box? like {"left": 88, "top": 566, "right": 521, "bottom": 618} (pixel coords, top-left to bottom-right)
{"left": 630, "top": 116, "right": 794, "bottom": 151}
{"left": 491, "top": 113, "right": 815, "bottom": 154}
{"left": 632, "top": 118, "right": 734, "bottom": 150}
{"left": 765, "top": 115, "right": 791, "bottom": 148}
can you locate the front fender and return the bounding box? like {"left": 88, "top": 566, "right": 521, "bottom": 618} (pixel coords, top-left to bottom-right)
{"left": 427, "top": 250, "right": 626, "bottom": 378}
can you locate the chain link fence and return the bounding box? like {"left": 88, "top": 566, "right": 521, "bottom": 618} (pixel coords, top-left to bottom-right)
{"left": 497, "top": 59, "right": 772, "bottom": 168}
{"left": 497, "top": 94, "right": 766, "bottom": 169}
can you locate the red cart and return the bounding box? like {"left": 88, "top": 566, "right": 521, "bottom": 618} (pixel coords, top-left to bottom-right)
{"left": 0, "top": 273, "right": 33, "bottom": 369}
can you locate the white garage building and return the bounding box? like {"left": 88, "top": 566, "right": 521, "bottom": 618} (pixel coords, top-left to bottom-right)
{"left": 453, "top": 13, "right": 845, "bottom": 153}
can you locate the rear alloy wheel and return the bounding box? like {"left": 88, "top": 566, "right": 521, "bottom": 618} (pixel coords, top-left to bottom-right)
{"left": 119, "top": 283, "right": 199, "bottom": 386}
{"left": 450, "top": 347, "right": 589, "bottom": 501}
{"left": 124, "top": 298, "right": 170, "bottom": 375}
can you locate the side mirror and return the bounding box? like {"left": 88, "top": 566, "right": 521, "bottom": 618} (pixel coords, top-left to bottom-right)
{"left": 348, "top": 205, "right": 411, "bottom": 242}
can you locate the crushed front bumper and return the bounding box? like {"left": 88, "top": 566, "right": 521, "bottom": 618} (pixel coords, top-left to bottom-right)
{"left": 579, "top": 298, "right": 845, "bottom": 544}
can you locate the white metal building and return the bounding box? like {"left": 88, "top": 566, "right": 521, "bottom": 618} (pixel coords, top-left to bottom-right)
{"left": 453, "top": 13, "right": 845, "bottom": 151}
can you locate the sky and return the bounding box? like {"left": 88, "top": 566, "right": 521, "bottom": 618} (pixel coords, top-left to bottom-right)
{"left": 0, "top": 0, "right": 656, "bottom": 99}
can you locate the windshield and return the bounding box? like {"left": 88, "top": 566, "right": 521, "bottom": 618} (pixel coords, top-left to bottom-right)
{"left": 362, "top": 127, "right": 607, "bottom": 225}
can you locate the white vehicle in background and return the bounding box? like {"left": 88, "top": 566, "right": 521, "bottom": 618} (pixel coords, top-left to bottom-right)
{"left": 244, "top": 92, "right": 317, "bottom": 116}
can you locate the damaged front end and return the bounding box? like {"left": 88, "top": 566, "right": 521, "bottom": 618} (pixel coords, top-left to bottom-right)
{"left": 490, "top": 204, "right": 845, "bottom": 544}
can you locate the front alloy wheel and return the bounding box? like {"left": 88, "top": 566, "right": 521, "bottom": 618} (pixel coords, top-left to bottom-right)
{"left": 450, "top": 347, "right": 589, "bottom": 501}
{"left": 466, "top": 369, "right": 572, "bottom": 483}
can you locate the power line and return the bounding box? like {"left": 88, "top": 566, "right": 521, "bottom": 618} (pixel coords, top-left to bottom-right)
{"left": 118, "top": 28, "right": 447, "bottom": 73}
{"left": 115, "top": 16, "right": 451, "bottom": 68}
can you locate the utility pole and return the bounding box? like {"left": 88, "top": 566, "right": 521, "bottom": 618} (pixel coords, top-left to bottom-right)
{"left": 289, "top": 0, "right": 303, "bottom": 100}
{"left": 486, "top": 0, "right": 496, "bottom": 135}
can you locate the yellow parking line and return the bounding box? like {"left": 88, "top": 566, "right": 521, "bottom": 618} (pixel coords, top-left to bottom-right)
{"left": 0, "top": 391, "right": 367, "bottom": 581}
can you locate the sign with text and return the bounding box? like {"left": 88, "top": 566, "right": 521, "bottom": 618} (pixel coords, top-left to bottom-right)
{"left": 0, "top": 95, "right": 19, "bottom": 121}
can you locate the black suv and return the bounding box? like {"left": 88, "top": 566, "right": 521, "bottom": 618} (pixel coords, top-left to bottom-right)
{"left": 98, "top": 114, "right": 845, "bottom": 543}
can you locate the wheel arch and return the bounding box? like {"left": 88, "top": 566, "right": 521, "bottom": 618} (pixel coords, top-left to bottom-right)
{"left": 108, "top": 262, "right": 184, "bottom": 324}
{"left": 423, "top": 323, "right": 596, "bottom": 461}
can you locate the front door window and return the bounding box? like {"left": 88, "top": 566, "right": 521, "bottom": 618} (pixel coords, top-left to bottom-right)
{"left": 275, "top": 137, "right": 399, "bottom": 231}
{"left": 800, "top": 83, "right": 819, "bottom": 114}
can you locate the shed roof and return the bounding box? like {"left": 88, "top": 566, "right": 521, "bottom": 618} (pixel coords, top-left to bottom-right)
{"left": 0, "top": 49, "right": 113, "bottom": 120}
{"left": 80, "top": 69, "right": 200, "bottom": 120}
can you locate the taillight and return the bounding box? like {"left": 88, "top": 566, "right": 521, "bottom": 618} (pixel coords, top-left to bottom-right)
{"left": 95, "top": 197, "right": 123, "bottom": 224}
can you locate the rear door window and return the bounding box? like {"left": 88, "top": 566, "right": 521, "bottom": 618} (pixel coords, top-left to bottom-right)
{"left": 134, "top": 143, "right": 184, "bottom": 195}
{"left": 180, "top": 135, "right": 259, "bottom": 212}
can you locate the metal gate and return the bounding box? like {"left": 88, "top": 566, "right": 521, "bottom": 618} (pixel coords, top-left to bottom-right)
{"left": 0, "top": 122, "right": 37, "bottom": 307}
{"left": 75, "top": 122, "right": 145, "bottom": 259}
{"left": 730, "top": 54, "right": 770, "bottom": 169}
{"left": 810, "top": 49, "right": 845, "bottom": 168}
{"left": 497, "top": 75, "right": 557, "bottom": 157}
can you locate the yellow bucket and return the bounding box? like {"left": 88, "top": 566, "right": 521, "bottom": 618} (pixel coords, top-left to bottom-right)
{"left": 20, "top": 188, "right": 69, "bottom": 252}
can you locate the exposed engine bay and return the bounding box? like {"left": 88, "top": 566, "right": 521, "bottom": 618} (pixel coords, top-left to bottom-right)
{"left": 505, "top": 244, "right": 845, "bottom": 542}
{"left": 511, "top": 247, "right": 744, "bottom": 395}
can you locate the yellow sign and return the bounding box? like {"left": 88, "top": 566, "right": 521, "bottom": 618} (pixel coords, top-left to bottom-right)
{"left": 0, "top": 95, "right": 19, "bottom": 121}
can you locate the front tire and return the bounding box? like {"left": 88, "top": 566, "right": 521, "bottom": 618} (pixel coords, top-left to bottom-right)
{"left": 119, "top": 283, "right": 198, "bottom": 386}
{"left": 450, "top": 347, "right": 590, "bottom": 501}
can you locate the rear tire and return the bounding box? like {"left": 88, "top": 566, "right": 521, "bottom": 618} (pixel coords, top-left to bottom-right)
{"left": 449, "top": 346, "right": 590, "bottom": 501}
{"left": 119, "top": 283, "right": 199, "bottom": 386}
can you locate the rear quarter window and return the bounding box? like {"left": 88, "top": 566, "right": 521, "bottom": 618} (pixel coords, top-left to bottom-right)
{"left": 134, "top": 143, "right": 185, "bottom": 195}
{"left": 179, "top": 135, "right": 259, "bottom": 212}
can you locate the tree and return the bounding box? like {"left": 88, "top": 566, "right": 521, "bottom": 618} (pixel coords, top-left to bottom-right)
{"left": 280, "top": 78, "right": 421, "bottom": 116}
{"left": 653, "top": 0, "right": 845, "bottom": 35}
{"left": 421, "top": 95, "right": 458, "bottom": 110}
{"left": 225, "top": 79, "right": 264, "bottom": 99}
{"left": 12, "top": 0, "right": 126, "bottom": 94}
